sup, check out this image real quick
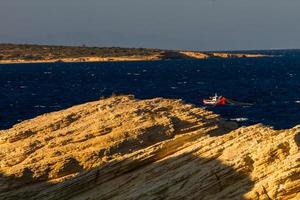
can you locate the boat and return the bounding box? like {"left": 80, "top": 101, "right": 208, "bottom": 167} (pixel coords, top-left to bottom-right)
{"left": 203, "top": 94, "right": 226, "bottom": 106}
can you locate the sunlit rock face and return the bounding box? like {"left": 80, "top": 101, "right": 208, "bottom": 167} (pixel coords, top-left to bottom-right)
{"left": 0, "top": 96, "right": 299, "bottom": 200}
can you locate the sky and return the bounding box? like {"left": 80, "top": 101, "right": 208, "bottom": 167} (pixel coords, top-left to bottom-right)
{"left": 1, "top": 0, "right": 300, "bottom": 51}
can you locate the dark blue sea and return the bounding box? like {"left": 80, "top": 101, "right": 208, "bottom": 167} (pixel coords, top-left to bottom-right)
{"left": 1, "top": 50, "right": 300, "bottom": 130}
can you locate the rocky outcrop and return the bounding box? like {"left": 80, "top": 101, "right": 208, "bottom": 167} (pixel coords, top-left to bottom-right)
{"left": 208, "top": 52, "right": 269, "bottom": 59}
{"left": 0, "top": 96, "right": 299, "bottom": 200}
{"left": 180, "top": 51, "right": 209, "bottom": 59}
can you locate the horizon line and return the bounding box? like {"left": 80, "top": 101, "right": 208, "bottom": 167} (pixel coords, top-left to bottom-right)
{"left": 1, "top": 42, "right": 300, "bottom": 53}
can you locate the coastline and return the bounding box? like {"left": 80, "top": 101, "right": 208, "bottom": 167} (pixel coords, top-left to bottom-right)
{"left": 0, "top": 52, "right": 271, "bottom": 65}
{"left": 0, "top": 95, "right": 299, "bottom": 199}
{"left": 0, "top": 55, "right": 162, "bottom": 64}
{"left": 0, "top": 44, "right": 272, "bottom": 64}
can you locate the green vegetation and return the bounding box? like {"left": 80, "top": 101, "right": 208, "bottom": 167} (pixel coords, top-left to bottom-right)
{"left": 0, "top": 44, "right": 268, "bottom": 62}
{"left": 0, "top": 44, "right": 163, "bottom": 61}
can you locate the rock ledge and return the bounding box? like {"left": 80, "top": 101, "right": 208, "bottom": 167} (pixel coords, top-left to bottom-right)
{"left": 0, "top": 96, "right": 299, "bottom": 200}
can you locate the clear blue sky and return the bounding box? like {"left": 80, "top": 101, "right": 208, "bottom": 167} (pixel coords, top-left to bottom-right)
{"left": 1, "top": 0, "right": 300, "bottom": 51}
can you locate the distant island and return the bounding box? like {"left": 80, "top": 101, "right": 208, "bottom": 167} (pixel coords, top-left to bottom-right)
{"left": 0, "top": 44, "right": 271, "bottom": 64}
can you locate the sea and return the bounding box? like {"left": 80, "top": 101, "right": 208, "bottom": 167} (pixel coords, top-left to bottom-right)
{"left": 1, "top": 50, "right": 300, "bottom": 130}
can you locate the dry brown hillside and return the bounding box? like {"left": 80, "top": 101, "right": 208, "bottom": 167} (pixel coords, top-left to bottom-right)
{"left": 0, "top": 96, "right": 299, "bottom": 200}
{"left": 0, "top": 44, "right": 270, "bottom": 64}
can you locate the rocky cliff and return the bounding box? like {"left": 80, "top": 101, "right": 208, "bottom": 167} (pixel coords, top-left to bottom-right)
{"left": 0, "top": 96, "right": 299, "bottom": 200}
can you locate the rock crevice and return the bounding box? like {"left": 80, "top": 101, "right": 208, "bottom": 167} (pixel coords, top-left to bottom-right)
{"left": 0, "top": 96, "right": 299, "bottom": 200}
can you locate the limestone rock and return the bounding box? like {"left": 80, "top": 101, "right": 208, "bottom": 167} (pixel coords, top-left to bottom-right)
{"left": 0, "top": 96, "right": 299, "bottom": 200}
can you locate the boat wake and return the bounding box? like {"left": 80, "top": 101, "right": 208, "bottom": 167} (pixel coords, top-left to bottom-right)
{"left": 225, "top": 98, "right": 254, "bottom": 106}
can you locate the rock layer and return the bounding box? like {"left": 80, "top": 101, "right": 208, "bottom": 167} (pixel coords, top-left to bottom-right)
{"left": 0, "top": 96, "right": 299, "bottom": 200}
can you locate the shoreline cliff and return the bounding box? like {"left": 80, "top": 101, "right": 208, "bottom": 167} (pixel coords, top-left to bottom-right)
{"left": 0, "top": 96, "right": 299, "bottom": 199}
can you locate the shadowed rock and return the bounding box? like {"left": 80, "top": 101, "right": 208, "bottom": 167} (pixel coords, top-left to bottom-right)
{"left": 0, "top": 96, "right": 299, "bottom": 199}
